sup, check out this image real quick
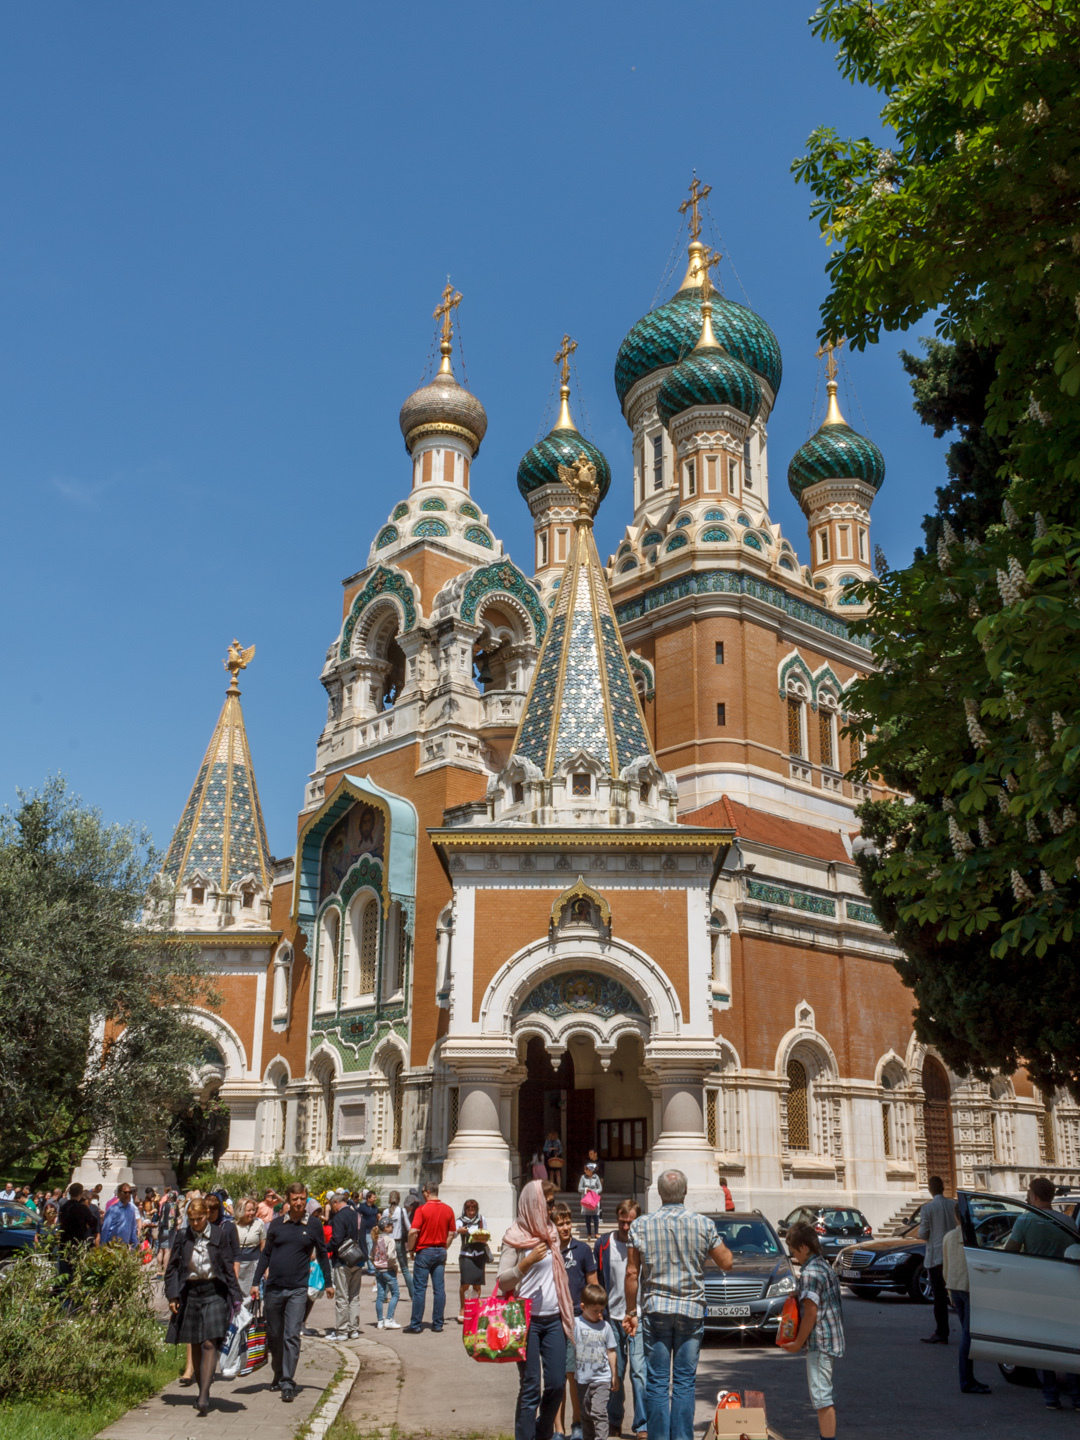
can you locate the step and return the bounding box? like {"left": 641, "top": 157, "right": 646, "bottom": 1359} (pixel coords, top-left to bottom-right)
{"left": 879, "top": 1197, "right": 924, "bottom": 1236}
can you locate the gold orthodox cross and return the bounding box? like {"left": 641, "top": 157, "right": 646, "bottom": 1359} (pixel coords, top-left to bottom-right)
{"left": 816, "top": 336, "right": 845, "bottom": 381}
{"left": 679, "top": 175, "right": 712, "bottom": 241}
{"left": 434, "top": 281, "right": 463, "bottom": 345}
{"left": 554, "top": 333, "right": 578, "bottom": 385}
{"left": 689, "top": 247, "right": 722, "bottom": 302}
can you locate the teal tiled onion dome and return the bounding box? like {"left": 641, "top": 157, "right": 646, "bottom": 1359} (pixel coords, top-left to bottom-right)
{"left": 657, "top": 344, "right": 763, "bottom": 428}
{"left": 517, "top": 429, "right": 612, "bottom": 505}
{"left": 787, "top": 421, "right": 886, "bottom": 498}
{"left": 615, "top": 289, "right": 782, "bottom": 407}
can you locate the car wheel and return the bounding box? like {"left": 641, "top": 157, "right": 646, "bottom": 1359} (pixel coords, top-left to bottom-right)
{"left": 908, "top": 1263, "right": 932, "bottom": 1303}
{"left": 846, "top": 1285, "right": 881, "bottom": 1299}
{"left": 998, "top": 1363, "right": 1040, "bottom": 1388}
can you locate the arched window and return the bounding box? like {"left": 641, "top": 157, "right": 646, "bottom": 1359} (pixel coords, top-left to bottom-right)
{"left": 786, "top": 1058, "right": 810, "bottom": 1150}
{"left": 818, "top": 696, "right": 837, "bottom": 770}
{"left": 359, "top": 896, "right": 379, "bottom": 995}
{"left": 319, "top": 909, "right": 340, "bottom": 1011}
{"left": 389, "top": 1061, "right": 404, "bottom": 1151}
{"left": 787, "top": 693, "right": 805, "bottom": 758}
{"left": 309, "top": 1057, "right": 335, "bottom": 1158}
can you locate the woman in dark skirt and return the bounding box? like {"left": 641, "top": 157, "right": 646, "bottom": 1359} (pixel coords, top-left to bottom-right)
{"left": 455, "top": 1198, "right": 490, "bottom": 1322}
{"left": 165, "top": 1198, "right": 242, "bottom": 1417}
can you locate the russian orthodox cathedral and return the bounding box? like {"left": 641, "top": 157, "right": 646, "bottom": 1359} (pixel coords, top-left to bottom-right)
{"left": 95, "top": 181, "right": 1077, "bottom": 1224}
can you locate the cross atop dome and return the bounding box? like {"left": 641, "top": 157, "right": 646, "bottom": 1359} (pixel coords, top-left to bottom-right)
{"left": 816, "top": 337, "right": 848, "bottom": 426}
{"left": 434, "top": 281, "right": 463, "bottom": 375}
{"left": 679, "top": 175, "right": 712, "bottom": 242}
{"left": 553, "top": 333, "right": 579, "bottom": 432}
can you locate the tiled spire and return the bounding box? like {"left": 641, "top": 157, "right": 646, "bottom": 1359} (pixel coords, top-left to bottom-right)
{"left": 512, "top": 458, "right": 657, "bottom": 779}
{"left": 162, "top": 642, "right": 272, "bottom": 893}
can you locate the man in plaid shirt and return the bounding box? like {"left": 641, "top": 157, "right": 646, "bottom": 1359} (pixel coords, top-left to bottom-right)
{"left": 624, "top": 1170, "right": 732, "bottom": 1440}
{"left": 781, "top": 1221, "right": 845, "bottom": 1440}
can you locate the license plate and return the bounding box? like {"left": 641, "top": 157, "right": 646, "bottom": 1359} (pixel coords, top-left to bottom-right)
{"left": 841, "top": 1268, "right": 860, "bottom": 1279}
{"left": 707, "top": 1304, "right": 751, "bottom": 1317}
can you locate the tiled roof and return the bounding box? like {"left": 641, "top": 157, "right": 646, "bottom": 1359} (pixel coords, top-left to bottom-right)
{"left": 788, "top": 422, "right": 885, "bottom": 496}
{"left": 681, "top": 795, "right": 850, "bottom": 865}
{"left": 513, "top": 518, "right": 655, "bottom": 777}
{"left": 657, "top": 345, "right": 763, "bottom": 426}
{"left": 162, "top": 687, "right": 272, "bottom": 892}
{"left": 517, "top": 428, "right": 612, "bottom": 503}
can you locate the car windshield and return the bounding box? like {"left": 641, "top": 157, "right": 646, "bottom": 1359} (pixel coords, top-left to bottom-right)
{"left": 709, "top": 1219, "right": 780, "bottom": 1255}
{"left": 0, "top": 1203, "right": 38, "bottom": 1230}
{"left": 820, "top": 1210, "right": 864, "bottom": 1227}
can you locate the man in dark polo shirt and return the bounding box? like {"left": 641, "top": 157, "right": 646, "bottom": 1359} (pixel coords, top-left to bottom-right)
{"left": 252, "top": 1183, "right": 333, "bottom": 1403}
{"left": 403, "top": 1182, "right": 456, "bottom": 1333}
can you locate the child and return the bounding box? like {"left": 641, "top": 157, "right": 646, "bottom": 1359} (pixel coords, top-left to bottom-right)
{"left": 577, "top": 1163, "right": 603, "bottom": 1240}
{"left": 573, "top": 1283, "right": 619, "bottom": 1440}
{"left": 372, "top": 1218, "right": 401, "bottom": 1329}
{"left": 780, "top": 1221, "right": 844, "bottom": 1440}
{"left": 553, "top": 1203, "right": 598, "bottom": 1440}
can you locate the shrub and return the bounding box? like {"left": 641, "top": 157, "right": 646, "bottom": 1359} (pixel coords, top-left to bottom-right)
{"left": 0, "top": 1240, "right": 164, "bottom": 1401}
{"left": 189, "top": 1155, "right": 376, "bottom": 1206}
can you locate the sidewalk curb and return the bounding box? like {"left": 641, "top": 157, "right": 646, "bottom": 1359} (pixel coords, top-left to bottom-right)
{"left": 299, "top": 1339, "right": 361, "bottom": 1440}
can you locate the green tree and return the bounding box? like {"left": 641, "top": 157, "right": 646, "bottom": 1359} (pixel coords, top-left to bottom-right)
{"left": 0, "top": 778, "right": 215, "bottom": 1181}
{"left": 794, "top": 0, "right": 1080, "bottom": 1093}
{"left": 167, "top": 1091, "right": 230, "bottom": 1187}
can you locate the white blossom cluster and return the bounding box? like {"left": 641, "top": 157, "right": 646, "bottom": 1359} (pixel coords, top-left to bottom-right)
{"left": 1011, "top": 870, "right": 1035, "bottom": 902}
{"left": 949, "top": 816, "right": 974, "bottom": 857}
{"left": 964, "top": 697, "right": 990, "bottom": 747}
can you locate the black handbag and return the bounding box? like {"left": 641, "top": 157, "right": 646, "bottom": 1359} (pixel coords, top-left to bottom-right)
{"left": 336, "top": 1235, "right": 363, "bottom": 1267}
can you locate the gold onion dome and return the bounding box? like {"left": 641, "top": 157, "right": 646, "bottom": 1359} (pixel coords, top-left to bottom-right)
{"left": 399, "top": 284, "right": 488, "bottom": 456}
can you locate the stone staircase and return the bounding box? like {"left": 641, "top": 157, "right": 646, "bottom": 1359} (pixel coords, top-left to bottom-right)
{"left": 878, "top": 1197, "right": 924, "bottom": 1236}
{"left": 554, "top": 1191, "right": 635, "bottom": 1237}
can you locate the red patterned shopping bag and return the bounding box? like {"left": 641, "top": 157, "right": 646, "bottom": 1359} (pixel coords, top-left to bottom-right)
{"left": 462, "top": 1288, "right": 532, "bottom": 1363}
{"left": 238, "top": 1302, "right": 268, "bottom": 1376}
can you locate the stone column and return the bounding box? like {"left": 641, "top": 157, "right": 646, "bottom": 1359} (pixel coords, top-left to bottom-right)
{"left": 439, "top": 1044, "right": 518, "bottom": 1251}
{"left": 646, "top": 1054, "right": 719, "bottom": 1212}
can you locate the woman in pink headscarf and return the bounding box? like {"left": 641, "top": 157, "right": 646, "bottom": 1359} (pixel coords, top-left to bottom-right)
{"left": 497, "top": 1180, "right": 574, "bottom": 1440}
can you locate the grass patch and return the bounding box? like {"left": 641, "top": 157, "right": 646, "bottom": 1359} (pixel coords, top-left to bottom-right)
{"left": 0, "top": 1345, "right": 183, "bottom": 1440}
{"left": 292, "top": 1352, "right": 347, "bottom": 1440}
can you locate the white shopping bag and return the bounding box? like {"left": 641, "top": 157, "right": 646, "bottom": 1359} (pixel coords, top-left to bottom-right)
{"left": 219, "top": 1299, "right": 253, "bottom": 1379}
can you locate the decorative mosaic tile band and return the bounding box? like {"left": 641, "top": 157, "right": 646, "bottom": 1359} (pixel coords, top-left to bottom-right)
{"left": 845, "top": 901, "right": 880, "bottom": 925}
{"left": 340, "top": 567, "right": 418, "bottom": 658}
{"left": 746, "top": 878, "right": 837, "bottom": 917}
{"left": 458, "top": 559, "right": 548, "bottom": 640}
{"left": 614, "top": 568, "right": 870, "bottom": 649}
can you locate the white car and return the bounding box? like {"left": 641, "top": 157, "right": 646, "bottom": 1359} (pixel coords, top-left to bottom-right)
{"left": 962, "top": 1190, "right": 1080, "bottom": 1376}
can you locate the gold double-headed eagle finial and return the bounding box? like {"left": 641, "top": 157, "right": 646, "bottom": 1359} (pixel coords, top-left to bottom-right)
{"left": 434, "top": 281, "right": 463, "bottom": 374}
{"left": 557, "top": 453, "right": 600, "bottom": 520}
{"left": 224, "top": 639, "right": 255, "bottom": 694}
{"left": 679, "top": 175, "right": 712, "bottom": 242}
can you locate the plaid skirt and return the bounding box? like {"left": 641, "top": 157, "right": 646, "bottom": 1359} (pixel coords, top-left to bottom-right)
{"left": 176, "top": 1279, "right": 231, "bottom": 1343}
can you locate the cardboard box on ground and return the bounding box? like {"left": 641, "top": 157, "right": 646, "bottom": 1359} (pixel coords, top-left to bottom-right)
{"left": 706, "top": 1411, "right": 770, "bottom": 1440}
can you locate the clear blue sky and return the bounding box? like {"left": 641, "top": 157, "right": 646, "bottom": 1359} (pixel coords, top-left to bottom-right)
{"left": 0, "top": 1, "right": 947, "bottom": 858}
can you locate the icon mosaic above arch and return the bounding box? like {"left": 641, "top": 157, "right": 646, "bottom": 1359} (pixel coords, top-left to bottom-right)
{"left": 549, "top": 876, "right": 612, "bottom": 938}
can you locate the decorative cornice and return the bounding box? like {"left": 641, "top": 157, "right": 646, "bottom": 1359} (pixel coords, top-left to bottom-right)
{"left": 430, "top": 827, "right": 732, "bottom": 851}
{"left": 155, "top": 931, "right": 280, "bottom": 948}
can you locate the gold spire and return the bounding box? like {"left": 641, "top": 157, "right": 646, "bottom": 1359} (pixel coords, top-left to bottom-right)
{"left": 553, "top": 333, "right": 579, "bottom": 432}
{"left": 224, "top": 639, "right": 255, "bottom": 695}
{"left": 434, "top": 281, "right": 463, "bottom": 375}
{"left": 689, "top": 249, "right": 722, "bottom": 350}
{"left": 816, "top": 337, "right": 848, "bottom": 426}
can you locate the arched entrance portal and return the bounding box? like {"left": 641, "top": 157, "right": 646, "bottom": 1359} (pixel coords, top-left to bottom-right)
{"left": 922, "top": 1055, "right": 956, "bottom": 1193}
{"left": 516, "top": 1031, "right": 652, "bottom": 1195}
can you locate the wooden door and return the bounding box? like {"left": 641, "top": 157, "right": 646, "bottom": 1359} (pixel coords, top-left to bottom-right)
{"left": 922, "top": 1056, "right": 956, "bottom": 1194}
{"left": 566, "top": 1088, "right": 595, "bottom": 1189}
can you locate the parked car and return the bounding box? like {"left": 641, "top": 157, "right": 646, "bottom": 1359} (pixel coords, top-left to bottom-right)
{"left": 703, "top": 1212, "right": 796, "bottom": 1336}
{"left": 833, "top": 1209, "right": 932, "bottom": 1301}
{"left": 0, "top": 1201, "right": 43, "bottom": 1269}
{"left": 833, "top": 1201, "right": 1020, "bottom": 1302}
{"left": 777, "top": 1205, "right": 873, "bottom": 1260}
{"left": 962, "top": 1190, "right": 1080, "bottom": 1381}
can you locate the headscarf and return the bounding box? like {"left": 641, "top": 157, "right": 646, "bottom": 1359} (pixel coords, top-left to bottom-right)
{"left": 502, "top": 1179, "right": 573, "bottom": 1339}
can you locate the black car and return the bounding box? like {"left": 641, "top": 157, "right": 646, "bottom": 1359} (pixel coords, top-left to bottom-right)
{"left": 777, "top": 1205, "right": 873, "bottom": 1260}
{"left": 703, "top": 1212, "right": 796, "bottom": 1335}
{"left": 833, "top": 1203, "right": 1019, "bottom": 1302}
{"left": 0, "top": 1201, "right": 42, "bottom": 1268}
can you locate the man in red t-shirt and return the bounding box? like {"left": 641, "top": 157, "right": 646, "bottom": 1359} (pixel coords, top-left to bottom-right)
{"left": 403, "top": 1182, "right": 456, "bottom": 1332}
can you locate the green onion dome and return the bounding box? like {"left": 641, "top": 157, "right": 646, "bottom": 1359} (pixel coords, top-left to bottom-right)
{"left": 517, "top": 428, "right": 612, "bottom": 504}
{"left": 615, "top": 286, "right": 782, "bottom": 408}
{"left": 787, "top": 388, "right": 885, "bottom": 498}
{"left": 657, "top": 343, "right": 763, "bottom": 428}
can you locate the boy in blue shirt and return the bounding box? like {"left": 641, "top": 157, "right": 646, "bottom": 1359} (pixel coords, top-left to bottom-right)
{"left": 554, "top": 1203, "right": 598, "bottom": 1440}
{"left": 574, "top": 1283, "right": 619, "bottom": 1440}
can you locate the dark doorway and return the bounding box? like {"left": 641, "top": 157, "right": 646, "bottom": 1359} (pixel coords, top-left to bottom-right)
{"left": 518, "top": 1038, "right": 577, "bottom": 1183}
{"left": 922, "top": 1055, "right": 956, "bottom": 1194}
{"left": 566, "top": 1089, "right": 595, "bottom": 1188}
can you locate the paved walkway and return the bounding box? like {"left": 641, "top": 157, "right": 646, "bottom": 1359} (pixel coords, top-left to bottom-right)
{"left": 98, "top": 1293, "right": 346, "bottom": 1440}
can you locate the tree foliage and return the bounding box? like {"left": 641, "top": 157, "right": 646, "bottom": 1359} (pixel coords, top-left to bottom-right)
{"left": 795, "top": 0, "right": 1080, "bottom": 1094}
{"left": 0, "top": 778, "right": 215, "bottom": 1178}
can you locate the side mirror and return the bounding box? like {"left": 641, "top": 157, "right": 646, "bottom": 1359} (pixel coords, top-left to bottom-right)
{"left": 1064, "top": 1244, "right": 1080, "bottom": 1263}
